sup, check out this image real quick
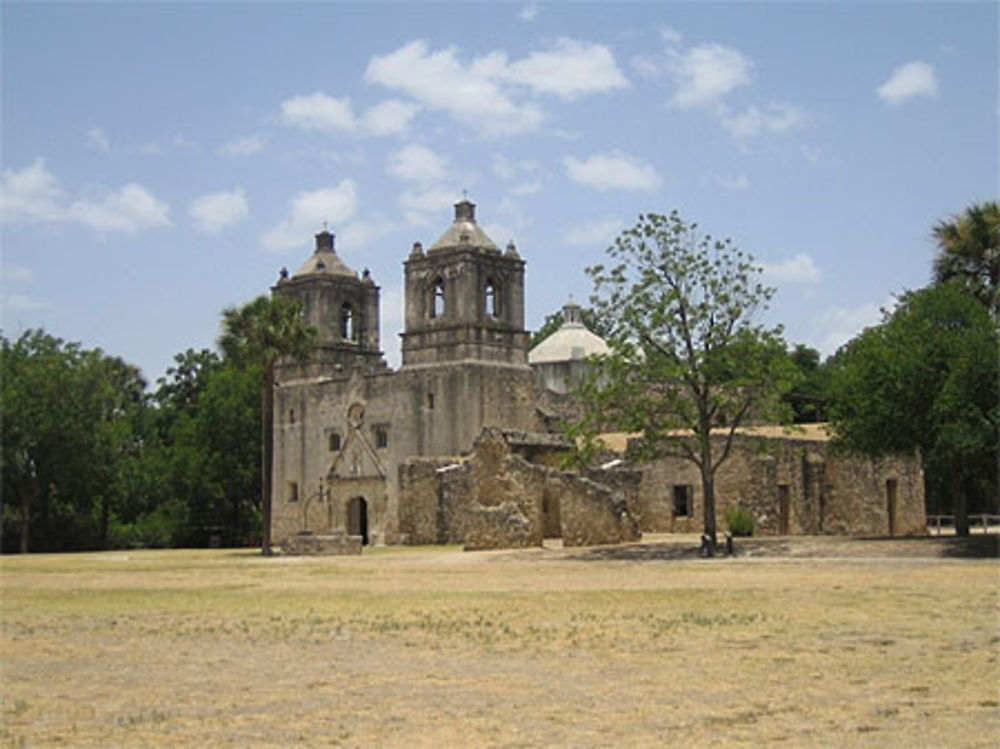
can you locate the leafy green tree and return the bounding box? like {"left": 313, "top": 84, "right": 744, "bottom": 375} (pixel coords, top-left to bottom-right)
{"left": 572, "top": 211, "right": 796, "bottom": 549}
{"left": 1, "top": 330, "right": 147, "bottom": 552}
{"left": 932, "top": 201, "right": 999, "bottom": 316}
{"left": 785, "top": 344, "right": 830, "bottom": 423}
{"left": 218, "top": 295, "right": 315, "bottom": 555}
{"left": 827, "top": 282, "right": 998, "bottom": 535}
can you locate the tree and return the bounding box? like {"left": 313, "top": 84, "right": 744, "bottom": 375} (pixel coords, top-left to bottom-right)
{"left": 785, "top": 344, "right": 830, "bottom": 423}
{"left": 827, "top": 282, "right": 998, "bottom": 535}
{"left": 218, "top": 295, "right": 316, "bottom": 555}
{"left": 1, "top": 330, "right": 147, "bottom": 552}
{"left": 572, "top": 211, "right": 795, "bottom": 550}
{"left": 932, "top": 201, "right": 999, "bottom": 317}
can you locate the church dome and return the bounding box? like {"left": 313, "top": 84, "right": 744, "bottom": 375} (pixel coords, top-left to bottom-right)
{"left": 429, "top": 199, "right": 499, "bottom": 252}
{"left": 529, "top": 302, "right": 610, "bottom": 364}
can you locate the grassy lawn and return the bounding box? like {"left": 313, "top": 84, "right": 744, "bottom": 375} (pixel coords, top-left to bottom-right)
{"left": 1, "top": 538, "right": 997, "bottom": 748}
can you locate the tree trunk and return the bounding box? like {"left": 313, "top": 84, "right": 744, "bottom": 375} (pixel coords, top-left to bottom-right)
{"left": 261, "top": 361, "right": 275, "bottom": 555}
{"left": 698, "top": 429, "right": 717, "bottom": 550}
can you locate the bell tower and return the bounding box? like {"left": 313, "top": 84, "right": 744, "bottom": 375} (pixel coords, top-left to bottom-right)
{"left": 401, "top": 199, "right": 528, "bottom": 366}
{"left": 274, "top": 229, "right": 383, "bottom": 376}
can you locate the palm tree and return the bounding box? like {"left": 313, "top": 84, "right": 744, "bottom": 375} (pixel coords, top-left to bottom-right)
{"left": 932, "top": 201, "right": 1000, "bottom": 318}
{"left": 219, "top": 294, "right": 316, "bottom": 555}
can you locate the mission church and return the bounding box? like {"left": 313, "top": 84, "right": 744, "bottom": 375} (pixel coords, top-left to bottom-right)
{"left": 269, "top": 200, "right": 925, "bottom": 551}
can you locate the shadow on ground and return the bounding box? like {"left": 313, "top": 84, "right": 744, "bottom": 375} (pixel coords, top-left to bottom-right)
{"left": 566, "top": 534, "right": 1000, "bottom": 562}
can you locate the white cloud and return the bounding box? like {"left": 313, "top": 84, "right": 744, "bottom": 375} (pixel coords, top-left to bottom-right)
{"left": 281, "top": 93, "right": 356, "bottom": 133}
{"left": 519, "top": 3, "right": 538, "bottom": 22}
{"left": 671, "top": 43, "right": 752, "bottom": 108}
{"left": 387, "top": 144, "right": 448, "bottom": 183}
{"left": 1, "top": 159, "right": 65, "bottom": 223}
{"left": 1, "top": 265, "right": 33, "bottom": 283}
{"left": 399, "top": 185, "right": 458, "bottom": 226}
{"left": 361, "top": 99, "right": 419, "bottom": 135}
{"left": 280, "top": 92, "right": 417, "bottom": 136}
{"left": 364, "top": 39, "right": 627, "bottom": 136}
{"left": 877, "top": 60, "right": 939, "bottom": 104}
{"left": 509, "top": 180, "right": 542, "bottom": 197}
{"left": 87, "top": 127, "right": 110, "bottom": 152}
{"left": 1, "top": 159, "right": 170, "bottom": 234}
{"left": 566, "top": 217, "right": 624, "bottom": 247}
{"left": 261, "top": 180, "right": 359, "bottom": 251}
{"left": 2, "top": 293, "right": 52, "bottom": 312}
{"left": 503, "top": 38, "right": 629, "bottom": 99}
{"left": 68, "top": 183, "right": 171, "bottom": 234}
{"left": 190, "top": 188, "right": 249, "bottom": 233}
{"left": 722, "top": 102, "right": 804, "bottom": 139}
{"left": 564, "top": 151, "right": 661, "bottom": 191}
{"left": 660, "top": 27, "right": 684, "bottom": 46}
{"left": 365, "top": 41, "right": 544, "bottom": 136}
{"left": 815, "top": 299, "right": 893, "bottom": 357}
{"left": 761, "top": 252, "right": 821, "bottom": 284}
{"left": 220, "top": 134, "right": 267, "bottom": 157}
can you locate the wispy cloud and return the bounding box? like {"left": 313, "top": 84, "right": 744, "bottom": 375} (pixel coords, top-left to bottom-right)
{"left": 219, "top": 134, "right": 267, "bottom": 157}
{"left": 761, "top": 252, "right": 821, "bottom": 284}
{"left": 1, "top": 159, "right": 170, "bottom": 234}
{"left": 87, "top": 127, "right": 111, "bottom": 153}
{"left": 635, "top": 32, "right": 803, "bottom": 143}
{"left": 364, "top": 38, "right": 627, "bottom": 136}
{"left": 190, "top": 187, "right": 249, "bottom": 233}
{"left": 387, "top": 144, "right": 448, "bottom": 183}
{"left": 261, "top": 180, "right": 358, "bottom": 251}
{"left": 280, "top": 92, "right": 417, "bottom": 136}
{"left": 564, "top": 151, "right": 661, "bottom": 191}
{"left": 566, "top": 217, "right": 624, "bottom": 247}
{"left": 877, "top": 60, "right": 939, "bottom": 104}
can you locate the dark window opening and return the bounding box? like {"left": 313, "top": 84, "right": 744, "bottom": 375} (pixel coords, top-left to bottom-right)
{"left": 375, "top": 428, "right": 388, "bottom": 449}
{"left": 672, "top": 484, "right": 693, "bottom": 518}
{"left": 431, "top": 279, "right": 445, "bottom": 318}
{"left": 329, "top": 432, "right": 341, "bottom": 452}
{"left": 427, "top": 392, "right": 435, "bottom": 410}
{"left": 289, "top": 409, "right": 296, "bottom": 425}
{"left": 288, "top": 481, "right": 299, "bottom": 503}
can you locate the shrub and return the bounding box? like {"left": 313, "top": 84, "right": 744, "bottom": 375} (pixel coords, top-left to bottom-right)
{"left": 725, "top": 506, "right": 754, "bottom": 537}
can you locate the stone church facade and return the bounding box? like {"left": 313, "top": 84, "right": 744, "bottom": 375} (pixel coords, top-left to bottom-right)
{"left": 271, "top": 201, "right": 540, "bottom": 547}
{"left": 268, "top": 200, "right": 925, "bottom": 550}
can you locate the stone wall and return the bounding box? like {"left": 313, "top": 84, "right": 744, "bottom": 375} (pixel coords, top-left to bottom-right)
{"left": 635, "top": 430, "right": 925, "bottom": 537}
{"left": 399, "top": 428, "right": 642, "bottom": 550}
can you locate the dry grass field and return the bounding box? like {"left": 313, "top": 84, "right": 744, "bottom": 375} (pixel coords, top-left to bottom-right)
{"left": 2, "top": 534, "right": 998, "bottom": 748}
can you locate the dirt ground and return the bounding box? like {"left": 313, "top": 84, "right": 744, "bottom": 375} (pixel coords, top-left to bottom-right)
{"left": 1, "top": 534, "right": 998, "bottom": 748}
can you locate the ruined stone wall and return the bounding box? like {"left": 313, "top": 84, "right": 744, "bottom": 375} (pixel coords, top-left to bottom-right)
{"left": 635, "top": 433, "right": 925, "bottom": 537}
{"left": 399, "top": 429, "right": 642, "bottom": 549}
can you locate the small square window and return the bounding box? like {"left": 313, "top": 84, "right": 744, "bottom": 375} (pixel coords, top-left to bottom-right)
{"left": 329, "top": 432, "right": 341, "bottom": 451}
{"left": 375, "top": 428, "right": 388, "bottom": 449}
{"left": 672, "top": 485, "right": 693, "bottom": 518}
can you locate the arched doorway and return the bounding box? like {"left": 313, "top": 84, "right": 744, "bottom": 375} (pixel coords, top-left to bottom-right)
{"left": 347, "top": 497, "right": 369, "bottom": 545}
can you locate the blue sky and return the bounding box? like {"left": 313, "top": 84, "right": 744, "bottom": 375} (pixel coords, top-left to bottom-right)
{"left": 2, "top": 1, "right": 996, "bottom": 382}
